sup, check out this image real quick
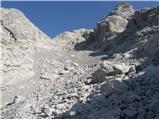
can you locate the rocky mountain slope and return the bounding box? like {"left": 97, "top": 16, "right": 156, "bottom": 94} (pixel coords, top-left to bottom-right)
{"left": 0, "top": 2, "right": 159, "bottom": 119}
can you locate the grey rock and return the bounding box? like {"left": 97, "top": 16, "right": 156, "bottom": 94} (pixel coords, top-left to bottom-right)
{"left": 94, "top": 15, "right": 128, "bottom": 41}
{"left": 87, "top": 106, "right": 121, "bottom": 119}
{"left": 100, "top": 15, "right": 128, "bottom": 33}
{"left": 121, "top": 108, "right": 138, "bottom": 118}
{"left": 109, "top": 2, "right": 135, "bottom": 19}
{"left": 133, "top": 7, "right": 158, "bottom": 29}
{"left": 91, "top": 61, "right": 136, "bottom": 84}
{"left": 148, "top": 100, "right": 159, "bottom": 113}
{"left": 1, "top": 3, "right": 159, "bottom": 119}
{"left": 100, "top": 79, "right": 128, "bottom": 96}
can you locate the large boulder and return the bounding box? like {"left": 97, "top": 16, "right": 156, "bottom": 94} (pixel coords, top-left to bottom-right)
{"left": 100, "top": 79, "right": 129, "bottom": 97}
{"left": 91, "top": 61, "right": 136, "bottom": 84}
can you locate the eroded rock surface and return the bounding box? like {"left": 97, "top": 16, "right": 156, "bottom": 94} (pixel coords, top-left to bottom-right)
{"left": 0, "top": 2, "right": 159, "bottom": 119}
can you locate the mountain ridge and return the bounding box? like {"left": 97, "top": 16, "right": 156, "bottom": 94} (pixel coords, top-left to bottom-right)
{"left": 0, "top": 2, "right": 159, "bottom": 119}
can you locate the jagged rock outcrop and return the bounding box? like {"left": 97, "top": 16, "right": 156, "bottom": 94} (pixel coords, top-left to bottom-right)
{"left": 0, "top": 8, "right": 55, "bottom": 118}
{"left": 109, "top": 2, "right": 135, "bottom": 19}
{"left": 92, "top": 2, "right": 135, "bottom": 42}
{"left": 0, "top": 8, "right": 53, "bottom": 86}
{"left": 96, "top": 15, "right": 128, "bottom": 37}
{"left": 0, "top": 2, "right": 159, "bottom": 119}
{"left": 91, "top": 61, "right": 136, "bottom": 84}
{"left": 0, "top": 8, "right": 52, "bottom": 45}
{"left": 133, "top": 7, "right": 158, "bottom": 29}
{"left": 52, "top": 29, "right": 93, "bottom": 51}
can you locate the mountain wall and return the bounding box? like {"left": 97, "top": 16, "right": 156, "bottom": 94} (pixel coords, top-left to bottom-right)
{"left": 0, "top": 3, "right": 159, "bottom": 119}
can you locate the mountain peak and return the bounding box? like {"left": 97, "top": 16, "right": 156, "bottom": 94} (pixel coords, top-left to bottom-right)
{"left": 0, "top": 8, "right": 51, "bottom": 43}
{"left": 1, "top": 3, "right": 158, "bottom": 119}
{"left": 109, "top": 2, "right": 135, "bottom": 19}
{"left": 115, "top": 2, "right": 133, "bottom": 9}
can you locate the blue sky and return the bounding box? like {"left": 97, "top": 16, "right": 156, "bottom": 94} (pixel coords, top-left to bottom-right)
{"left": 2, "top": 1, "right": 159, "bottom": 38}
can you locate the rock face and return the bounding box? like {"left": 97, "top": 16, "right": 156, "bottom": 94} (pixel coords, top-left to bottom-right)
{"left": 92, "top": 2, "right": 135, "bottom": 42}
{"left": 98, "top": 15, "right": 128, "bottom": 33}
{"left": 0, "top": 2, "right": 159, "bottom": 119}
{"left": 109, "top": 2, "right": 135, "bottom": 19}
{"left": 1, "top": 8, "right": 53, "bottom": 85}
{"left": 52, "top": 29, "right": 92, "bottom": 51}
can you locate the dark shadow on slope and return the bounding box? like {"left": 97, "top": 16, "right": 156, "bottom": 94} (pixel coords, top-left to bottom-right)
{"left": 54, "top": 62, "right": 159, "bottom": 119}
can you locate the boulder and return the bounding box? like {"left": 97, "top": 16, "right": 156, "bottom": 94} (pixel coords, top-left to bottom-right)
{"left": 91, "top": 61, "right": 135, "bottom": 84}
{"left": 100, "top": 79, "right": 128, "bottom": 96}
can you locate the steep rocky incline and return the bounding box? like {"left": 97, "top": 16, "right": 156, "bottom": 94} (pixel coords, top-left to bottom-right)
{"left": 0, "top": 3, "right": 159, "bottom": 119}
{"left": 0, "top": 8, "right": 55, "bottom": 118}
{"left": 0, "top": 8, "right": 54, "bottom": 85}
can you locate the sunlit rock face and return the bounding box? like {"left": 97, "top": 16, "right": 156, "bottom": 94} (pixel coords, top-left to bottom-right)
{"left": 92, "top": 2, "right": 135, "bottom": 42}
{"left": 0, "top": 2, "right": 159, "bottom": 119}
{"left": 109, "top": 2, "right": 135, "bottom": 19}
{"left": 0, "top": 8, "right": 53, "bottom": 85}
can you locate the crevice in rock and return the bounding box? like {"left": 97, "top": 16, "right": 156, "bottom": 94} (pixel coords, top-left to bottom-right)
{"left": 6, "top": 96, "right": 18, "bottom": 106}
{"left": 1, "top": 20, "right": 17, "bottom": 41}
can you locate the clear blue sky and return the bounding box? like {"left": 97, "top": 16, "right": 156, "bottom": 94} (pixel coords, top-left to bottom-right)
{"left": 2, "top": 1, "right": 159, "bottom": 38}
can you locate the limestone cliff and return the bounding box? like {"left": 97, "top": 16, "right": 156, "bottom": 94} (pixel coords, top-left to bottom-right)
{"left": 0, "top": 3, "right": 159, "bottom": 119}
